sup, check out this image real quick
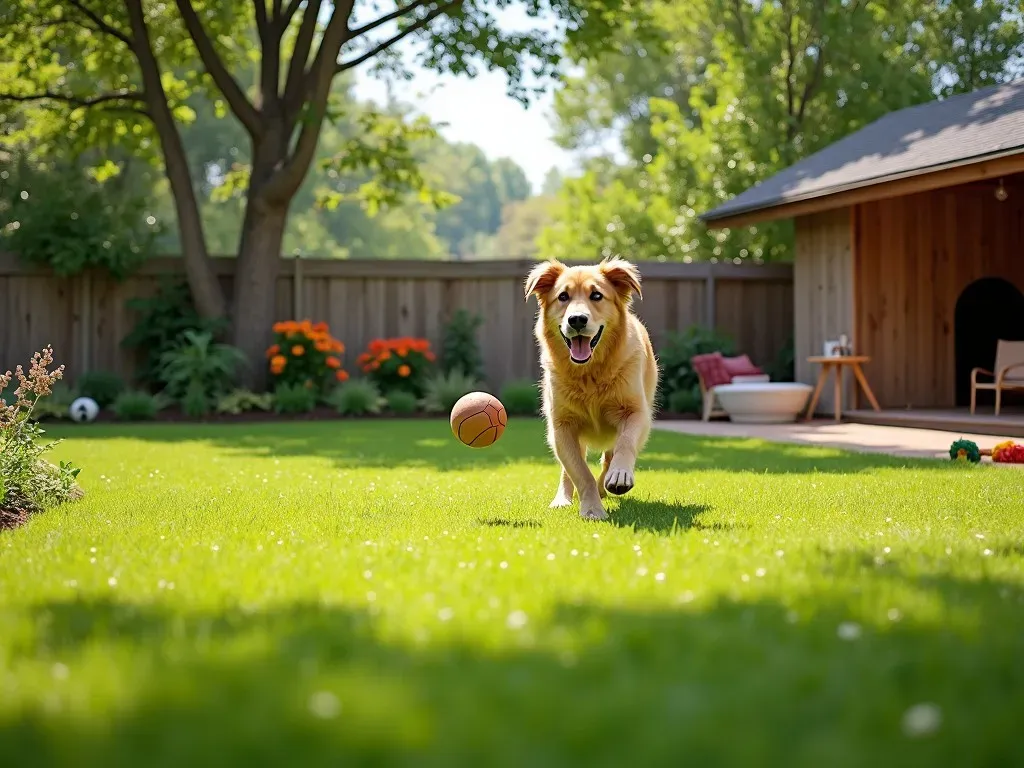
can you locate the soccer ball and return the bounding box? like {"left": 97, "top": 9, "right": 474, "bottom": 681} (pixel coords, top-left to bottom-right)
{"left": 69, "top": 396, "right": 100, "bottom": 423}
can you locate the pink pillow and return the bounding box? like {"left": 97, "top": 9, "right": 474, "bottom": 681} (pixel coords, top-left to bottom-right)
{"left": 722, "top": 354, "right": 763, "bottom": 377}
{"left": 691, "top": 352, "right": 733, "bottom": 389}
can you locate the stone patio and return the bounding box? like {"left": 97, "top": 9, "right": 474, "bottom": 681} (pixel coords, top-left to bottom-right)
{"left": 654, "top": 418, "right": 1022, "bottom": 465}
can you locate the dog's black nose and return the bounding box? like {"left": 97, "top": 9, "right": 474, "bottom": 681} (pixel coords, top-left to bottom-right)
{"left": 567, "top": 314, "right": 588, "bottom": 331}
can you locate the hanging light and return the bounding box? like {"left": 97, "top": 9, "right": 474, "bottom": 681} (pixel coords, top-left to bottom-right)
{"left": 995, "top": 178, "right": 1009, "bottom": 202}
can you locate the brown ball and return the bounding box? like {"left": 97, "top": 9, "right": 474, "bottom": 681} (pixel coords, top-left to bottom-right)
{"left": 450, "top": 391, "right": 507, "bottom": 448}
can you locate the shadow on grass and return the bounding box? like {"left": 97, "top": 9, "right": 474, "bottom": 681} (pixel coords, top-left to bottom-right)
{"left": 4, "top": 563, "right": 1024, "bottom": 767}
{"left": 610, "top": 500, "right": 718, "bottom": 535}
{"left": 49, "top": 419, "right": 964, "bottom": 476}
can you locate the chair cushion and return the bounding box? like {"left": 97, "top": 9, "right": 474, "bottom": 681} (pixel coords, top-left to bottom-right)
{"left": 722, "top": 354, "right": 764, "bottom": 377}
{"left": 691, "top": 352, "right": 733, "bottom": 389}
{"left": 995, "top": 340, "right": 1024, "bottom": 383}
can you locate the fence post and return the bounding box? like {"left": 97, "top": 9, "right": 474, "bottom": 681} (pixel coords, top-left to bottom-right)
{"left": 704, "top": 265, "right": 717, "bottom": 329}
{"left": 79, "top": 269, "right": 93, "bottom": 376}
{"left": 293, "top": 250, "right": 303, "bottom": 319}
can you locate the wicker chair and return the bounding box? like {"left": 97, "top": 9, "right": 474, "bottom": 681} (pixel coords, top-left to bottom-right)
{"left": 971, "top": 339, "right": 1024, "bottom": 415}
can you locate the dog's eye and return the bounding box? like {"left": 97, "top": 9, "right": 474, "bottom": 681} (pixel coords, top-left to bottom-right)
{"left": 557, "top": 291, "right": 570, "bottom": 302}
{"left": 590, "top": 291, "right": 603, "bottom": 301}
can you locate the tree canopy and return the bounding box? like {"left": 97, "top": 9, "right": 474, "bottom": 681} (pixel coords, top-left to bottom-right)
{"left": 538, "top": 0, "right": 1024, "bottom": 264}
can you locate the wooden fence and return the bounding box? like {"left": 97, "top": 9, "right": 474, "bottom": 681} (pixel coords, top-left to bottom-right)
{"left": 0, "top": 254, "right": 794, "bottom": 390}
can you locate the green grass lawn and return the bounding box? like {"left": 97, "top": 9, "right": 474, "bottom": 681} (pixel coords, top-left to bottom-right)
{"left": 2, "top": 419, "right": 1023, "bottom": 767}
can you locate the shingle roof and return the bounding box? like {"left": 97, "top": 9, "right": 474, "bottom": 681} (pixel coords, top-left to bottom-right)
{"left": 701, "top": 78, "right": 1024, "bottom": 223}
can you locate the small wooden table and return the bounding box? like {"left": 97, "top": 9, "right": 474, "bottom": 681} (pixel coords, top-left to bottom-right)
{"left": 804, "top": 355, "right": 881, "bottom": 422}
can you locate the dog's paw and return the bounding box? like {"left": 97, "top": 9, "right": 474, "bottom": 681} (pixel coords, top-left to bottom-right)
{"left": 579, "top": 499, "right": 608, "bottom": 521}
{"left": 603, "top": 467, "right": 635, "bottom": 496}
{"left": 549, "top": 494, "right": 574, "bottom": 509}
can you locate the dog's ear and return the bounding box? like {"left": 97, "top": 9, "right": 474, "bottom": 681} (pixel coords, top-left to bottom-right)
{"left": 600, "top": 257, "right": 642, "bottom": 300}
{"left": 524, "top": 259, "right": 565, "bottom": 302}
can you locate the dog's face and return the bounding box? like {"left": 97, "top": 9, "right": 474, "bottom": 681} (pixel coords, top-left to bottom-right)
{"left": 525, "top": 258, "right": 642, "bottom": 365}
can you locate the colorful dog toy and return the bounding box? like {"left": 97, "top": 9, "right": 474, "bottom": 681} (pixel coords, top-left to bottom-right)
{"left": 948, "top": 438, "right": 1024, "bottom": 463}
{"left": 991, "top": 440, "right": 1024, "bottom": 463}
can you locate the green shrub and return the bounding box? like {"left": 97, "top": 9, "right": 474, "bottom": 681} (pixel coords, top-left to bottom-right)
{"left": 158, "top": 329, "right": 247, "bottom": 401}
{"left": 441, "top": 309, "right": 484, "bottom": 381}
{"left": 767, "top": 335, "right": 795, "bottom": 382}
{"left": 121, "top": 278, "right": 227, "bottom": 391}
{"left": 500, "top": 379, "right": 540, "bottom": 415}
{"left": 667, "top": 386, "right": 703, "bottom": 415}
{"left": 422, "top": 370, "right": 480, "bottom": 414}
{"left": 1, "top": 347, "right": 83, "bottom": 525}
{"left": 385, "top": 389, "right": 419, "bottom": 415}
{"left": 327, "top": 380, "right": 383, "bottom": 416}
{"left": 112, "top": 390, "right": 159, "bottom": 421}
{"left": 76, "top": 370, "right": 125, "bottom": 408}
{"left": 657, "top": 325, "right": 736, "bottom": 405}
{"left": 216, "top": 389, "right": 273, "bottom": 415}
{"left": 1, "top": 155, "right": 154, "bottom": 280}
{"left": 181, "top": 380, "right": 210, "bottom": 418}
{"left": 273, "top": 383, "right": 318, "bottom": 414}
{"left": 29, "top": 381, "right": 77, "bottom": 421}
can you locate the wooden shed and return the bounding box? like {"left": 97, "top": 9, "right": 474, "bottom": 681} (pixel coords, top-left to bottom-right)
{"left": 702, "top": 79, "right": 1024, "bottom": 434}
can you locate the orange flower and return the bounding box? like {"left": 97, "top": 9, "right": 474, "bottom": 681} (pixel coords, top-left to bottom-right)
{"left": 270, "top": 354, "right": 287, "bottom": 374}
{"left": 369, "top": 339, "right": 385, "bottom": 354}
{"left": 378, "top": 351, "right": 391, "bottom": 361}
{"left": 357, "top": 352, "right": 371, "bottom": 365}
{"left": 265, "top": 344, "right": 280, "bottom": 359}
{"left": 331, "top": 340, "right": 345, "bottom": 353}
{"left": 397, "top": 364, "right": 411, "bottom": 378}
{"left": 424, "top": 350, "right": 436, "bottom": 362}
{"left": 325, "top": 356, "right": 341, "bottom": 369}
{"left": 336, "top": 369, "right": 349, "bottom": 382}
{"left": 291, "top": 345, "right": 305, "bottom": 356}
{"left": 300, "top": 319, "right": 313, "bottom": 334}
{"left": 370, "top": 361, "right": 380, "bottom": 371}
{"left": 396, "top": 346, "right": 408, "bottom": 357}
{"left": 314, "top": 321, "right": 329, "bottom": 334}
{"left": 315, "top": 341, "right": 332, "bottom": 353}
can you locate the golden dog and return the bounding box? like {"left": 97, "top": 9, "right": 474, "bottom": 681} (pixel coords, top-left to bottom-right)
{"left": 524, "top": 257, "right": 658, "bottom": 520}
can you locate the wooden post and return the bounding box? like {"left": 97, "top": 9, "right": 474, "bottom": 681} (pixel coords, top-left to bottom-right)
{"left": 293, "top": 250, "right": 303, "bottom": 319}
{"left": 79, "top": 270, "right": 93, "bottom": 377}
{"left": 705, "top": 266, "right": 717, "bottom": 329}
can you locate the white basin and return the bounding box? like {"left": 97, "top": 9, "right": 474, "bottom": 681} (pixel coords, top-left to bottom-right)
{"left": 714, "top": 382, "right": 813, "bottom": 424}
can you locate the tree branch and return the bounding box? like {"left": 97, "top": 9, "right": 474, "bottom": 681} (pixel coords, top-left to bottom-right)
{"left": 728, "top": 0, "right": 747, "bottom": 48}
{"left": 337, "top": 0, "right": 463, "bottom": 73}
{"left": 348, "top": 0, "right": 435, "bottom": 40}
{"left": 66, "top": 0, "right": 135, "bottom": 48}
{"left": 795, "top": 0, "right": 827, "bottom": 127}
{"left": 0, "top": 90, "right": 146, "bottom": 108}
{"left": 282, "top": 0, "right": 324, "bottom": 112}
{"left": 172, "top": 0, "right": 263, "bottom": 137}
{"left": 281, "top": 0, "right": 304, "bottom": 27}
{"left": 254, "top": 0, "right": 280, "bottom": 109}
{"left": 265, "top": 2, "right": 354, "bottom": 202}
{"left": 254, "top": 0, "right": 269, "bottom": 36}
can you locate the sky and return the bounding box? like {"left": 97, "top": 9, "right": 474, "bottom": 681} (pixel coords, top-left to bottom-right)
{"left": 347, "top": 5, "right": 582, "bottom": 195}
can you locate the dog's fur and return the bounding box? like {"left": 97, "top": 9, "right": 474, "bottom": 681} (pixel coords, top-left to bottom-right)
{"left": 524, "top": 257, "right": 658, "bottom": 520}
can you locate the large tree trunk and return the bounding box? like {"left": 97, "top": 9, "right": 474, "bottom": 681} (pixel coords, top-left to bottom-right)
{"left": 124, "top": 0, "right": 227, "bottom": 322}
{"left": 231, "top": 194, "right": 289, "bottom": 391}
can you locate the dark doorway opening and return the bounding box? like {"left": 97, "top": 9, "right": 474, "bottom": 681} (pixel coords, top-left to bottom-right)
{"left": 954, "top": 277, "right": 1024, "bottom": 407}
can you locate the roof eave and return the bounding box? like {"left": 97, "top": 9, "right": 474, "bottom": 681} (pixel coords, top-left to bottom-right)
{"left": 700, "top": 145, "right": 1024, "bottom": 230}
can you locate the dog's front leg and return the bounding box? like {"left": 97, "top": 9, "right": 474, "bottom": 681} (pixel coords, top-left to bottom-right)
{"left": 552, "top": 426, "right": 605, "bottom": 520}
{"left": 604, "top": 409, "right": 651, "bottom": 496}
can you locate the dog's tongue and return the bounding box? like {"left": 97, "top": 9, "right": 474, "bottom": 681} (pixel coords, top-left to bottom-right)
{"left": 569, "top": 336, "right": 592, "bottom": 362}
